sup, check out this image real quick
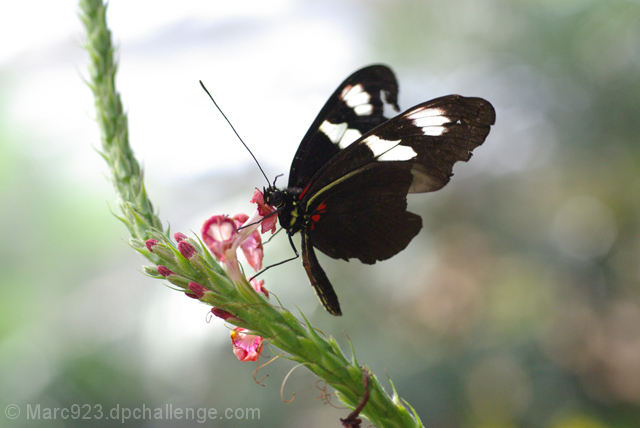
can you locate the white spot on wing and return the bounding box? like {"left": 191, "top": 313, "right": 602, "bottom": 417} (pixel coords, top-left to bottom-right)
{"left": 319, "top": 120, "right": 348, "bottom": 144}
{"left": 363, "top": 135, "right": 417, "bottom": 161}
{"left": 340, "top": 84, "right": 354, "bottom": 99}
{"left": 406, "top": 107, "right": 451, "bottom": 136}
{"left": 340, "top": 83, "right": 373, "bottom": 116}
{"left": 354, "top": 104, "right": 373, "bottom": 116}
{"left": 421, "top": 126, "right": 447, "bottom": 136}
{"left": 338, "top": 129, "right": 363, "bottom": 149}
{"left": 407, "top": 107, "right": 446, "bottom": 119}
{"left": 380, "top": 145, "right": 416, "bottom": 161}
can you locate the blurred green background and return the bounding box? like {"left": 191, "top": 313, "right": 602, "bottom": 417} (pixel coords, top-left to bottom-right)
{"left": 1, "top": 0, "right": 640, "bottom": 427}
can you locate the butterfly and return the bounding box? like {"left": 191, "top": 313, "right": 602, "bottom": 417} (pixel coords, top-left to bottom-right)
{"left": 263, "top": 65, "right": 495, "bottom": 316}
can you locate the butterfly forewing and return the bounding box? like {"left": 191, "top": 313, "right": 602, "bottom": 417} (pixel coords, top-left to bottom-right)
{"left": 301, "top": 95, "right": 496, "bottom": 200}
{"left": 288, "top": 65, "right": 400, "bottom": 190}
{"left": 376, "top": 95, "right": 496, "bottom": 193}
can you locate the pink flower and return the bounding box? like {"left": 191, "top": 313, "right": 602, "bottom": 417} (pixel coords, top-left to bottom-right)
{"left": 250, "top": 278, "right": 269, "bottom": 298}
{"left": 201, "top": 215, "right": 237, "bottom": 261}
{"left": 233, "top": 214, "right": 263, "bottom": 272}
{"left": 201, "top": 215, "right": 244, "bottom": 281}
{"left": 201, "top": 209, "right": 270, "bottom": 280}
{"left": 230, "top": 327, "right": 263, "bottom": 362}
{"left": 201, "top": 190, "right": 277, "bottom": 282}
{"left": 250, "top": 189, "right": 277, "bottom": 234}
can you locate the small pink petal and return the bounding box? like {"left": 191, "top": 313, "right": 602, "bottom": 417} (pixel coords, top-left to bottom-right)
{"left": 233, "top": 212, "right": 264, "bottom": 272}
{"left": 250, "top": 189, "right": 277, "bottom": 234}
{"left": 233, "top": 213, "right": 249, "bottom": 224}
{"left": 240, "top": 231, "right": 263, "bottom": 272}
{"left": 250, "top": 278, "right": 269, "bottom": 298}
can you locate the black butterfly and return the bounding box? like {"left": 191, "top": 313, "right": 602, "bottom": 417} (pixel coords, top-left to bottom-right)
{"left": 263, "top": 65, "right": 495, "bottom": 316}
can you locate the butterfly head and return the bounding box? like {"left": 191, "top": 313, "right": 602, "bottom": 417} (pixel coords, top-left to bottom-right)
{"left": 263, "top": 184, "right": 306, "bottom": 234}
{"left": 263, "top": 185, "right": 285, "bottom": 209}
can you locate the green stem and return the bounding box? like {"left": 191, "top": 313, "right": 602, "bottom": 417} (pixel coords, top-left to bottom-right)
{"left": 79, "top": 1, "right": 423, "bottom": 427}
{"left": 80, "top": 0, "right": 162, "bottom": 239}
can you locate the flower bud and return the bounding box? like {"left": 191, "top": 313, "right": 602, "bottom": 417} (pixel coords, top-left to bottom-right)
{"left": 157, "top": 265, "right": 174, "bottom": 277}
{"left": 143, "top": 266, "right": 161, "bottom": 276}
{"left": 178, "top": 240, "right": 196, "bottom": 259}
{"left": 174, "top": 232, "right": 188, "bottom": 242}
{"left": 165, "top": 274, "right": 191, "bottom": 288}
{"left": 145, "top": 239, "right": 159, "bottom": 252}
{"left": 211, "top": 307, "right": 237, "bottom": 321}
{"left": 148, "top": 243, "right": 176, "bottom": 262}
{"left": 187, "top": 282, "right": 206, "bottom": 299}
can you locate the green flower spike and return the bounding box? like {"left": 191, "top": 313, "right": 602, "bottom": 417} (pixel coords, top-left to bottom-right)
{"left": 80, "top": 0, "right": 425, "bottom": 426}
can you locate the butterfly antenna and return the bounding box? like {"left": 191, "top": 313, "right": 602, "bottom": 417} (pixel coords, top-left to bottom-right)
{"left": 199, "top": 80, "right": 271, "bottom": 186}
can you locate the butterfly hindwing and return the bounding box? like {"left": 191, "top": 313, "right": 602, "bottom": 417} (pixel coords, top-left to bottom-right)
{"left": 307, "top": 162, "right": 423, "bottom": 264}
{"left": 301, "top": 233, "right": 342, "bottom": 316}
{"left": 288, "top": 65, "right": 400, "bottom": 190}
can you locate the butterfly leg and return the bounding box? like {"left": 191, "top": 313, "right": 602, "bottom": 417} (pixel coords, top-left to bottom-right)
{"left": 248, "top": 233, "right": 300, "bottom": 281}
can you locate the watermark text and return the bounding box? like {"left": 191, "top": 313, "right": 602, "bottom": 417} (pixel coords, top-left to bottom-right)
{"left": 4, "top": 403, "right": 260, "bottom": 423}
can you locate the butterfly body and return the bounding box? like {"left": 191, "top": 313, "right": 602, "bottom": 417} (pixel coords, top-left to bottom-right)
{"left": 263, "top": 65, "right": 495, "bottom": 316}
{"left": 265, "top": 187, "right": 306, "bottom": 234}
